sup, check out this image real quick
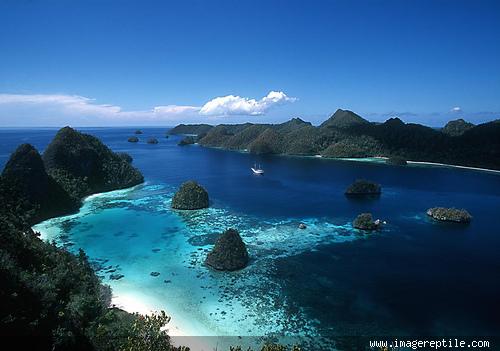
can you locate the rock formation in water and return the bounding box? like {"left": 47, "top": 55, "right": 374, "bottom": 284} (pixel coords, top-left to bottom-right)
{"left": 1, "top": 144, "right": 79, "bottom": 223}
{"left": 426, "top": 207, "right": 472, "bottom": 223}
{"left": 128, "top": 136, "right": 139, "bottom": 143}
{"left": 178, "top": 136, "right": 196, "bottom": 146}
{"left": 353, "top": 213, "right": 380, "bottom": 230}
{"left": 43, "top": 126, "right": 144, "bottom": 200}
{"left": 134, "top": 130, "right": 143, "bottom": 134}
{"left": 386, "top": 156, "right": 408, "bottom": 166}
{"left": 171, "top": 180, "right": 209, "bottom": 210}
{"left": 345, "top": 179, "right": 381, "bottom": 196}
{"left": 147, "top": 138, "right": 159, "bottom": 144}
{"left": 205, "top": 228, "right": 249, "bottom": 271}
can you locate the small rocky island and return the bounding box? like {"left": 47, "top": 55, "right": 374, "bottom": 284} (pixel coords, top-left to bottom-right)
{"left": 427, "top": 207, "right": 472, "bottom": 223}
{"left": 353, "top": 213, "right": 381, "bottom": 230}
{"left": 171, "top": 180, "right": 209, "bottom": 210}
{"left": 147, "top": 137, "right": 159, "bottom": 144}
{"left": 345, "top": 179, "right": 381, "bottom": 196}
{"left": 205, "top": 228, "right": 249, "bottom": 271}
{"left": 178, "top": 136, "right": 196, "bottom": 146}
{"left": 128, "top": 136, "right": 139, "bottom": 143}
{"left": 134, "top": 129, "right": 143, "bottom": 134}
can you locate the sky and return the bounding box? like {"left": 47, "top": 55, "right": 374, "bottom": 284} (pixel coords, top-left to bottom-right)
{"left": 0, "top": 0, "right": 499, "bottom": 127}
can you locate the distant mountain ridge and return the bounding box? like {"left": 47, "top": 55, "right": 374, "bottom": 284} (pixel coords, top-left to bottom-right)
{"left": 170, "top": 111, "right": 500, "bottom": 170}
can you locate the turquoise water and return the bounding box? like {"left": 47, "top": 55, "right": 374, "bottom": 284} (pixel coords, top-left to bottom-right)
{"left": 33, "top": 182, "right": 365, "bottom": 347}
{"left": 1, "top": 127, "right": 499, "bottom": 349}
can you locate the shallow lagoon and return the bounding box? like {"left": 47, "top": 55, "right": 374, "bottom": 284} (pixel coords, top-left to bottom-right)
{"left": 1, "top": 127, "right": 499, "bottom": 348}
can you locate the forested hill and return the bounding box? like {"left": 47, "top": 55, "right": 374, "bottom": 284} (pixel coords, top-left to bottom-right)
{"left": 170, "top": 109, "right": 500, "bottom": 170}
{"left": 0, "top": 128, "right": 163, "bottom": 351}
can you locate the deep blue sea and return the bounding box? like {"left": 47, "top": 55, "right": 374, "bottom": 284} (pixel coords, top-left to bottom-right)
{"left": 1, "top": 127, "right": 500, "bottom": 348}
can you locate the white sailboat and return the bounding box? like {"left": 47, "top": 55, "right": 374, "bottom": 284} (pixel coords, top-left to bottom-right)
{"left": 251, "top": 162, "right": 264, "bottom": 175}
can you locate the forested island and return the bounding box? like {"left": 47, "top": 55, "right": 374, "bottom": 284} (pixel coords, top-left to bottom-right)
{"left": 170, "top": 109, "right": 500, "bottom": 170}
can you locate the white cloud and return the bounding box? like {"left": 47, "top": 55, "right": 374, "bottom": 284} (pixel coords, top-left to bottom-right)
{"left": 450, "top": 106, "right": 462, "bottom": 113}
{"left": 0, "top": 91, "right": 296, "bottom": 126}
{"left": 199, "top": 91, "right": 297, "bottom": 116}
{"left": 0, "top": 94, "right": 123, "bottom": 116}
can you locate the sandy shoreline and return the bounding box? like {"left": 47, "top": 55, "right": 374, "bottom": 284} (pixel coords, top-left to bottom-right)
{"left": 35, "top": 222, "right": 229, "bottom": 351}
{"left": 324, "top": 155, "right": 500, "bottom": 174}
{"left": 206, "top": 144, "right": 500, "bottom": 175}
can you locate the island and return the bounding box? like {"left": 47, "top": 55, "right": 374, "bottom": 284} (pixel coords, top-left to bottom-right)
{"left": 353, "top": 213, "right": 381, "bottom": 230}
{"left": 147, "top": 137, "right": 159, "bottom": 144}
{"left": 169, "top": 109, "right": 500, "bottom": 170}
{"left": 205, "top": 228, "right": 249, "bottom": 271}
{"left": 426, "top": 207, "right": 472, "bottom": 223}
{"left": 345, "top": 179, "right": 382, "bottom": 196}
{"left": 127, "top": 136, "right": 139, "bottom": 143}
{"left": 171, "top": 180, "right": 209, "bottom": 210}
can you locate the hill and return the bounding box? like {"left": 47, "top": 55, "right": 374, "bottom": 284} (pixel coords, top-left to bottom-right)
{"left": 320, "top": 109, "right": 370, "bottom": 129}
{"left": 442, "top": 118, "right": 475, "bottom": 136}
{"left": 173, "top": 113, "right": 500, "bottom": 170}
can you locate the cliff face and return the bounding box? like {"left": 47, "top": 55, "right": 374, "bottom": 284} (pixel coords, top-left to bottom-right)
{"left": 43, "top": 126, "right": 144, "bottom": 199}
{"left": 1, "top": 144, "right": 78, "bottom": 223}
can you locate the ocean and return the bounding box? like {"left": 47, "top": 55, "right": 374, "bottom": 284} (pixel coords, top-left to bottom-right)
{"left": 1, "top": 127, "right": 500, "bottom": 349}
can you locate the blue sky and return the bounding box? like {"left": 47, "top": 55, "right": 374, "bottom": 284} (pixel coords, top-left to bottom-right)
{"left": 0, "top": 0, "right": 499, "bottom": 127}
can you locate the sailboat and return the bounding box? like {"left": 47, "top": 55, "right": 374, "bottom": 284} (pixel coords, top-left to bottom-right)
{"left": 251, "top": 162, "right": 264, "bottom": 175}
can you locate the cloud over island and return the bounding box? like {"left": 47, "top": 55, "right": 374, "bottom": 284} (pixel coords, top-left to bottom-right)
{"left": 0, "top": 91, "right": 297, "bottom": 126}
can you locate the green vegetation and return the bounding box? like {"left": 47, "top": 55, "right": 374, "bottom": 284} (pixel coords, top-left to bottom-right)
{"left": 1, "top": 144, "right": 79, "bottom": 223}
{"left": 178, "top": 136, "right": 196, "bottom": 146}
{"left": 0, "top": 127, "right": 182, "bottom": 350}
{"left": 43, "top": 127, "right": 143, "bottom": 202}
{"left": 169, "top": 123, "right": 214, "bottom": 135}
{"left": 345, "top": 179, "right": 381, "bottom": 196}
{"left": 320, "top": 109, "right": 369, "bottom": 129}
{"left": 171, "top": 180, "right": 209, "bottom": 210}
{"left": 205, "top": 228, "right": 249, "bottom": 271}
{"left": 442, "top": 119, "right": 475, "bottom": 136}
{"left": 353, "top": 213, "right": 380, "bottom": 230}
{"left": 426, "top": 207, "right": 472, "bottom": 223}
{"left": 173, "top": 111, "right": 500, "bottom": 170}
